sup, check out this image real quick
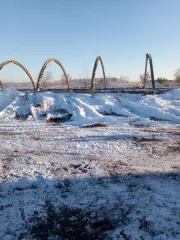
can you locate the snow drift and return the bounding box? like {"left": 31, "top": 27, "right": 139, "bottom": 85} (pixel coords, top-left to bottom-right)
{"left": 0, "top": 89, "right": 180, "bottom": 126}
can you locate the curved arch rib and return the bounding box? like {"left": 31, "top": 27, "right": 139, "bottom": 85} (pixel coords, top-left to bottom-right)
{"left": 143, "top": 53, "right": 155, "bottom": 90}
{"left": 0, "top": 60, "right": 35, "bottom": 91}
{"left": 91, "top": 56, "right": 106, "bottom": 90}
{"left": 0, "top": 80, "right": 3, "bottom": 89}
{"left": 36, "top": 58, "right": 70, "bottom": 91}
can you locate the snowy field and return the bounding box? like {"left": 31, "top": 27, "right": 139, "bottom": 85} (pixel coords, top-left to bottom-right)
{"left": 0, "top": 89, "right": 180, "bottom": 240}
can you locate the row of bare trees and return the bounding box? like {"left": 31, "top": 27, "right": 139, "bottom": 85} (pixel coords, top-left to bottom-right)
{"left": 174, "top": 69, "right": 180, "bottom": 82}
{"left": 157, "top": 69, "right": 180, "bottom": 83}
{"left": 39, "top": 71, "right": 72, "bottom": 88}
{"left": 39, "top": 71, "right": 131, "bottom": 88}
{"left": 139, "top": 68, "right": 180, "bottom": 86}
{"left": 38, "top": 67, "right": 180, "bottom": 89}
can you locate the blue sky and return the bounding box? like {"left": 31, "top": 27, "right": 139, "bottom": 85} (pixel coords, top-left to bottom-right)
{"left": 0, "top": 0, "right": 180, "bottom": 82}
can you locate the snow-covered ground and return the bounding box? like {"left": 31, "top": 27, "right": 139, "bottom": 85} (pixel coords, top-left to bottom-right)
{"left": 0, "top": 89, "right": 180, "bottom": 239}
{"left": 1, "top": 88, "right": 180, "bottom": 125}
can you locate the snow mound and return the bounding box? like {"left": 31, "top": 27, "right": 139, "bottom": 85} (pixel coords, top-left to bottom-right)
{"left": 0, "top": 89, "right": 180, "bottom": 126}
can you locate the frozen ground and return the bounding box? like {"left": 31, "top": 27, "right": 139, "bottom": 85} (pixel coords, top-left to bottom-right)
{"left": 0, "top": 89, "right": 180, "bottom": 240}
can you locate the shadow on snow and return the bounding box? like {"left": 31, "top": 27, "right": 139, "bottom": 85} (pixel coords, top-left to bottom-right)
{"left": 0, "top": 171, "right": 180, "bottom": 239}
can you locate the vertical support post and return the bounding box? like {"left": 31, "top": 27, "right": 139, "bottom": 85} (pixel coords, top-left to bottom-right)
{"left": 148, "top": 55, "right": 155, "bottom": 90}
{"left": 143, "top": 57, "right": 148, "bottom": 88}
{"left": 91, "top": 58, "right": 98, "bottom": 90}
{"left": 143, "top": 54, "right": 155, "bottom": 90}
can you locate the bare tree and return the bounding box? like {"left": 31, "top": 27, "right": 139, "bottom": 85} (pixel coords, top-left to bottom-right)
{"left": 97, "top": 78, "right": 105, "bottom": 86}
{"left": 174, "top": 69, "right": 180, "bottom": 82}
{"left": 38, "top": 70, "right": 53, "bottom": 88}
{"left": 107, "top": 76, "right": 118, "bottom": 85}
{"left": 117, "top": 76, "right": 130, "bottom": 84}
{"left": 60, "top": 73, "right": 72, "bottom": 87}
{"left": 84, "top": 78, "right": 89, "bottom": 89}
{"left": 139, "top": 72, "right": 150, "bottom": 85}
{"left": 119, "top": 76, "right": 129, "bottom": 82}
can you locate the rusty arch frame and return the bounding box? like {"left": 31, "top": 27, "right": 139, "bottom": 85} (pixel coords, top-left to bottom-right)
{"left": 36, "top": 58, "right": 70, "bottom": 91}
{"left": 91, "top": 56, "right": 106, "bottom": 90}
{"left": 143, "top": 53, "right": 155, "bottom": 90}
{"left": 0, "top": 60, "right": 35, "bottom": 91}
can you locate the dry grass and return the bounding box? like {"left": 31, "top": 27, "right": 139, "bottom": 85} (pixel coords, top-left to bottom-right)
{"left": 30, "top": 132, "right": 41, "bottom": 140}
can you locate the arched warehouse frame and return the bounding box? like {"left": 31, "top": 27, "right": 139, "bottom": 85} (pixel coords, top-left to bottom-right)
{"left": 91, "top": 56, "right": 106, "bottom": 90}
{"left": 36, "top": 58, "right": 70, "bottom": 91}
{"left": 0, "top": 60, "right": 35, "bottom": 91}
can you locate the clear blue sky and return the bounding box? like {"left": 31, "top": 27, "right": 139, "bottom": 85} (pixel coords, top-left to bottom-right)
{"left": 0, "top": 0, "right": 180, "bottom": 82}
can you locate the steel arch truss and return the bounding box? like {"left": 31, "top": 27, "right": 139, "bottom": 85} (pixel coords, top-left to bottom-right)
{"left": 36, "top": 58, "right": 70, "bottom": 91}
{"left": 91, "top": 56, "right": 106, "bottom": 90}
{"left": 143, "top": 53, "right": 155, "bottom": 90}
{"left": 0, "top": 60, "right": 35, "bottom": 91}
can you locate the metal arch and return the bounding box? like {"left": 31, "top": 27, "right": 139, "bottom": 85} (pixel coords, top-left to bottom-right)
{"left": 0, "top": 60, "right": 35, "bottom": 91}
{"left": 36, "top": 58, "right": 70, "bottom": 91}
{"left": 91, "top": 56, "right": 106, "bottom": 90}
{"left": 143, "top": 53, "right": 155, "bottom": 90}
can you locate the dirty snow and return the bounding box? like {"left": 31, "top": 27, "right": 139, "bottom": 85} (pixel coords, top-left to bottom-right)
{"left": 0, "top": 89, "right": 180, "bottom": 239}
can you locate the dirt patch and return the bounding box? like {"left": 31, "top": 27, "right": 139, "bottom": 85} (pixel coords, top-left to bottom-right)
{"left": 130, "top": 123, "right": 151, "bottom": 128}
{"left": 29, "top": 200, "right": 115, "bottom": 240}
{"left": 0, "top": 131, "right": 23, "bottom": 136}
{"left": 30, "top": 133, "right": 41, "bottom": 140}
{"left": 142, "top": 128, "right": 180, "bottom": 136}
{"left": 99, "top": 111, "right": 127, "bottom": 117}
{"left": 131, "top": 137, "right": 160, "bottom": 142}
{"left": 84, "top": 123, "right": 108, "bottom": 128}
{"left": 167, "top": 143, "right": 180, "bottom": 153}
